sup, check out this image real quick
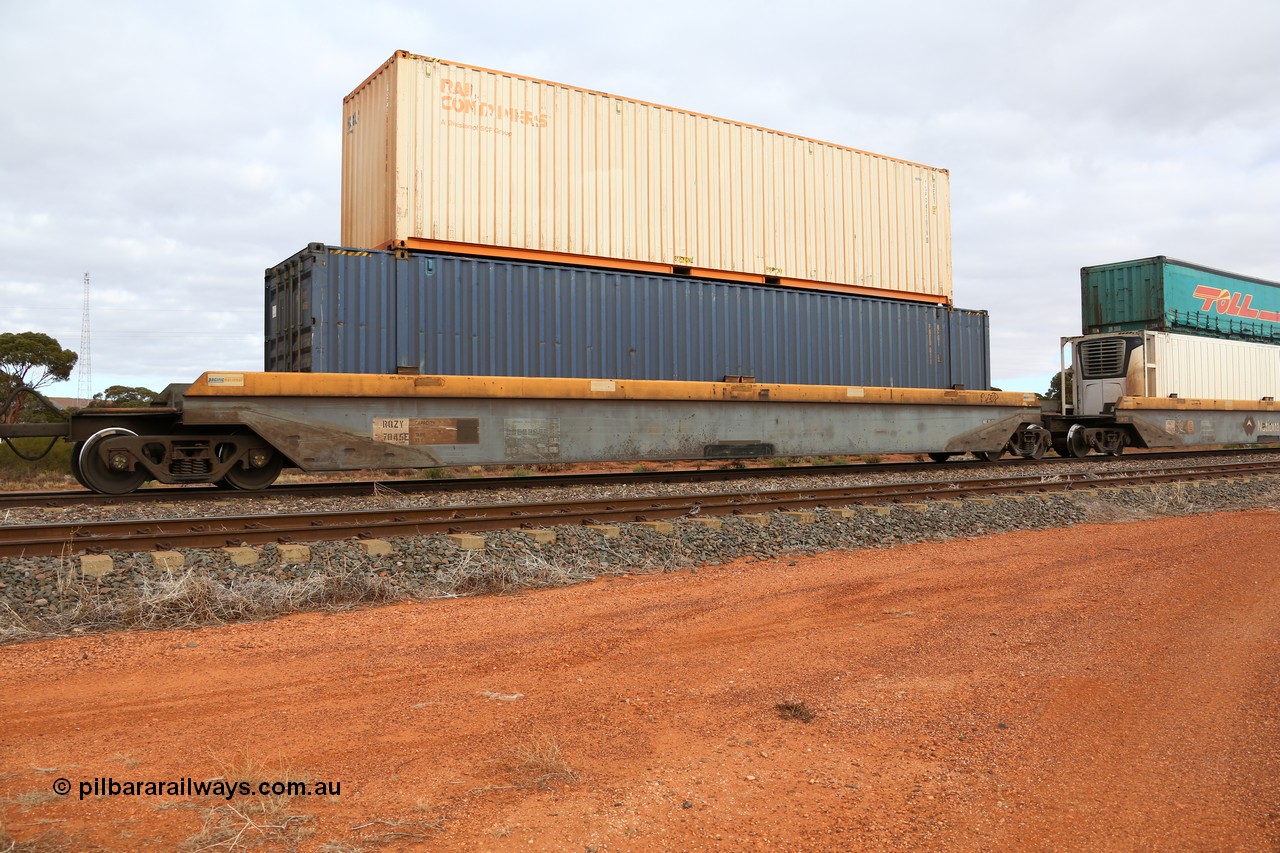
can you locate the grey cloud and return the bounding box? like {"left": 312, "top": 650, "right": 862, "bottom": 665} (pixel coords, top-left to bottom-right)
{"left": 2, "top": 0, "right": 1278, "bottom": 400}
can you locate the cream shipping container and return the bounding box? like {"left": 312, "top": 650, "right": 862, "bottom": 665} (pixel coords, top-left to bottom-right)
{"left": 343, "top": 51, "right": 953, "bottom": 303}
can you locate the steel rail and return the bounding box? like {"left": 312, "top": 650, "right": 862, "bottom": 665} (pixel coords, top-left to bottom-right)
{"left": 2, "top": 460, "right": 1276, "bottom": 558}
{"left": 2, "top": 446, "right": 1278, "bottom": 509}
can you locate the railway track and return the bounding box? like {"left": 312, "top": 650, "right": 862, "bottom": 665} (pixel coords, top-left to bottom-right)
{"left": 2, "top": 447, "right": 1277, "bottom": 510}
{"left": 2, "top": 457, "right": 1277, "bottom": 558}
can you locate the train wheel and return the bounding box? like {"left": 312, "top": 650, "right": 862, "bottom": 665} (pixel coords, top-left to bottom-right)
{"left": 211, "top": 443, "right": 240, "bottom": 489}
{"left": 220, "top": 448, "right": 284, "bottom": 491}
{"left": 69, "top": 441, "right": 90, "bottom": 489}
{"left": 1019, "top": 426, "right": 1051, "bottom": 460}
{"left": 1066, "top": 424, "right": 1091, "bottom": 458}
{"left": 975, "top": 450, "right": 1003, "bottom": 461}
{"left": 928, "top": 452, "right": 954, "bottom": 463}
{"left": 78, "top": 428, "right": 147, "bottom": 495}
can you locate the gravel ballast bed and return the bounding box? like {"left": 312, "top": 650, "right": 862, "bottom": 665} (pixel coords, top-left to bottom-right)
{"left": 4, "top": 452, "right": 1279, "bottom": 527}
{"left": 2, "top": 475, "right": 1277, "bottom": 641}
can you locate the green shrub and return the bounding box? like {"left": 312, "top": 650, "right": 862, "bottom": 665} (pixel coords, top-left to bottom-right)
{"left": 0, "top": 437, "right": 75, "bottom": 487}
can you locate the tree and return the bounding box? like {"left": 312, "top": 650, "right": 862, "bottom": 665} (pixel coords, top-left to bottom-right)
{"left": 1044, "top": 368, "right": 1074, "bottom": 406}
{"left": 0, "top": 332, "right": 78, "bottom": 424}
{"left": 90, "top": 385, "right": 159, "bottom": 408}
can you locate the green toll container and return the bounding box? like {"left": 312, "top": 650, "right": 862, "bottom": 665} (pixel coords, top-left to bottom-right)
{"left": 1081, "top": 256, "right": 1280, "bottom": 343}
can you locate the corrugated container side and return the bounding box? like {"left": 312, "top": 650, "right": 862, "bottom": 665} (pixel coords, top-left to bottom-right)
{"left": 1081, "top": 256, "right": 1280, "bottom": 342}
{"left": 342, "top": 51, "right": 953, "bottom": 302}
{"left": 265, "top": 245, "right": 989, "bottom": 389}
{"left": 266, "top": 246, "right": 400, "bottom": 374}
{"left": 1149, "top": 332, "right": 1280, "bottom": 400}
{"left": 948, "top": 309, "right": 993, "bottom": 390}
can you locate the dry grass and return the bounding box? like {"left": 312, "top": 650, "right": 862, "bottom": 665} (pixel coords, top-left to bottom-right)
{"left": 504, "top": 733, "right": 577, "bottom": 790}
{"left": 180, "top": 757, "right": 313, "bottom": 852}
{"left": 775, "top": 698, "right": 816, "bottom": 723}
{"left": 1074, "top": 496, "right": 1153, "bottom": 524}
{"left": 182, "top": 802, "right": 312, "bottom": 852}
{"left": 117, "top": 560, "right": 399, "bottom": 630}
{"left": 1074, "top": 483, "right": 1206, "bottom": 524}
{"left": 0, "top": 439, "right": 77, "bottom": 491}
{"left": 431, "top": 549, "right": 598, "bottom": 596}
{"left": 0, "top": 558, "right": 402, "bottom": 643}
{"left": 1147, "top": 482, "right": 1202, "bottom": 514}
{"left": 0, "top": 823, "right": 76, "bottom": 853}
{"left": 0, "top": 470, "right": 75, "bottom": 491}
{"left": 344, "top": 816, "right": 445, "bottom": 848}
{"left": 1, "top": 533, "right": 654, "bottom": 642}
{"left": 0, "top": 600, "right": 42, "bottom": 645}
{"left": 6, "top": 791, "right": 61, "bottom": 810}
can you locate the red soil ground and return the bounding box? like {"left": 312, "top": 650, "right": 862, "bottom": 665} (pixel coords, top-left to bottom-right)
{"left": 2, "top": 510, "right": 1278, "bottom": 851}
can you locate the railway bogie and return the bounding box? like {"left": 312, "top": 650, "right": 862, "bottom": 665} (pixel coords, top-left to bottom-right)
{"left": 1006, "top": 424, "right": 1053, "bottom": 459}
{"left": 65, "top": 423, "right": 284, "bottom": 494}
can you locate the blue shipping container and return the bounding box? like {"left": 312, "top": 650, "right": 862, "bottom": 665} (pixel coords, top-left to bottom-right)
{"left": 265, "top": 244, "right": 992, "bottom": 390}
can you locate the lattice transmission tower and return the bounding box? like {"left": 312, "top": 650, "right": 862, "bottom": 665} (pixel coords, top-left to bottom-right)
{"left": 78, "top": 272, "right": 92, "bottom": 405}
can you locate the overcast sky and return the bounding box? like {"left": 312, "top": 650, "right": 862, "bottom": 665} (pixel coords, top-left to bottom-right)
{"left": 3, "top": 0, "right": 1278, "bottom": 401}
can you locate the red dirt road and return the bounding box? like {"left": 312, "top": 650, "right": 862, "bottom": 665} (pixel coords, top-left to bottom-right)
{"left": 2, "top": 511, "right": 1279, "bottom": 851}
